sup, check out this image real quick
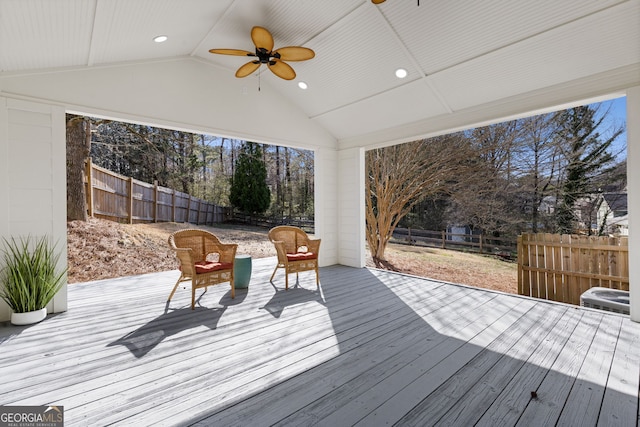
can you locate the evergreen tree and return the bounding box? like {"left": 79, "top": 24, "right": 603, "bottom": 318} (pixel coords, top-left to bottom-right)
{"left": 229, "top": 142, "right": 271, "bottom": 214}
{"left": 554, "top": 106, "right": 620, "bottom": 234}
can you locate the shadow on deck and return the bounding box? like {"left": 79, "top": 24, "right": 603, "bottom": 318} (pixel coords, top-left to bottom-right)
{"left": 0, "top": 257, "right": 638, "bottom": 426}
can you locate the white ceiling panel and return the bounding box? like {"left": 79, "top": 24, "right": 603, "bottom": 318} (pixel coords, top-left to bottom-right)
{"left": 430, "top": 0, "right": 640, "bottom": 111}
{"left": 381, "top": 0, "right": 627, "bottom": 75}
{"left": 0, "top": 0, "right": 95, "bottom": 72}
{"left": 313, "top": 79, "right": 449, "bottom": 140}
{"left": 89, "top": 0, "right": 232, "bottom": 65}
{"left": 263, "top": 3, "right": 423, "bottom": 117}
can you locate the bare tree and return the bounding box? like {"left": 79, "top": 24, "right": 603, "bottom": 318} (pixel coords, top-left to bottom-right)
{"left": 447, "top": 121, "right": 523, "bottom": 236}
{"left": 515, "top": 113, "right": 562, "bottom": 232}
{"left": 366, "top": 134, "right": 471, "bottom": 263}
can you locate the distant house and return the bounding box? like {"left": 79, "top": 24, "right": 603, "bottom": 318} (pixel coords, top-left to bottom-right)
{"left": 597, "top": 193, "right": 628, "bottom": 235}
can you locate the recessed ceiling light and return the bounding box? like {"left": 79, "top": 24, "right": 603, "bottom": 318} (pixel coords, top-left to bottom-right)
{"left": 298, "top": 81, "right": 308, "bottom": 90}
{"left": 153, "top": 35, "right": 168, "bottom": 43}
{"left": 395, "top": 68, "right": 408, "bottom": 78}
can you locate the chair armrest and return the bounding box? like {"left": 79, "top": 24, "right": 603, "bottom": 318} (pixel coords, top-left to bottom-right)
{"left": 215, "top": 243, "right": 238, "bottom": 264}
{"left": 306, "top": 238, "right": 321, "bottom": 254}
{"left": 272, "top": 240, "right": 288, "bottom": 262}
{"left": 171, "top": 247, "right": 196, "bottom": 274}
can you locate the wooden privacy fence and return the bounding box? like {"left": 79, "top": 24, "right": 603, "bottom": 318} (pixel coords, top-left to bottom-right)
{"left": 85, "top": 159, "right": 231, "bottom": 225}
{"left": 518, "top": 233, "right": 629, "bottom": 305}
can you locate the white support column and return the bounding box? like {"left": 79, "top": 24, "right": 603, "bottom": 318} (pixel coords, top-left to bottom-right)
{"left": 337, "top": 146, "right": 365, "bottom": 268}
{"left": 627, "top": 86, "right": 640, "bottom": 322}
{"left": 0, "top": 98, "right": 9, "bottom": 321}
{"left": 51, "top": 105, "right": 68, "bottom": 314}
{"left": 0, "top": 98, "right": 68, "bottom": 322}
{"left": 314, "top": 146, "right": 339, "bottom": 267}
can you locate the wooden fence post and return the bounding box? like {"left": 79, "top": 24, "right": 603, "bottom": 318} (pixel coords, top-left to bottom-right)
{"left": 441, "top": 231, "right": 446, "bottom": 249}
{"left": 171, "top": 190, "right": 176, "bottom": 222}
{"left": 517, "top": 235, "right": 523, "bottom": 296}
{"left": 479, "top": 234, "right": 483, "bottom": 254}
{"left": 186, "top": 195, "right": 191, "bottom": 223}
{"left": 86, "top": 158, "right": 94, "bottom": 217}
{"left": 153, "top": 180, "right": 158, "bottom": 223}
{"left": 128, "top": 177, "right": 134, "bottom": 224}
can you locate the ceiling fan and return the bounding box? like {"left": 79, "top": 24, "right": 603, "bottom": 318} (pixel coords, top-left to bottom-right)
{"left": 209, "top": 26, "right": 315, "bottom": 81}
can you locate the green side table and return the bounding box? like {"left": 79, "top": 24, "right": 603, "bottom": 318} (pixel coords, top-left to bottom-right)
{"left": 234, "top": 254, "right": 252, "bottom": 289}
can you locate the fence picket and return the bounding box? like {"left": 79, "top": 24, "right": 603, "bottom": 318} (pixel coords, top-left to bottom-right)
{"left": 544, "top": 233, "right": 556, "bottom": 302}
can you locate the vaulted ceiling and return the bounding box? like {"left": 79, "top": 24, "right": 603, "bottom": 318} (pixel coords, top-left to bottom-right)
{"left": 1, "top": 0, "right": 638, "bottom": 148}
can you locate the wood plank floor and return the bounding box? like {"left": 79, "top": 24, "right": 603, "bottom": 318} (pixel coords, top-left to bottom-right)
{"left": 0, "top": 257, "right": 638, "bottom": 426}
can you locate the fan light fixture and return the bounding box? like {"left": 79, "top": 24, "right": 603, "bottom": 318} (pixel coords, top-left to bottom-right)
{"left": 298, "top": 81, "right": 308, "bottom": 90}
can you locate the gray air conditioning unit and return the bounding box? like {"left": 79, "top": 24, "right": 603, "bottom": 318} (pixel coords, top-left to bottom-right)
{"left": 580, "top": 287, "right": 630, "bottom": 315}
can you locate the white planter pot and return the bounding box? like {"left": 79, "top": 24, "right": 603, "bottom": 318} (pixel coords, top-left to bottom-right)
{"left": 11, "top": 307, "right": 47, "bottom": 325}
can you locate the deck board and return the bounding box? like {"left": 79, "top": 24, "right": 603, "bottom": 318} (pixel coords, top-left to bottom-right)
{"left": 0, "top": 257, "right": 637, "bottom": 426}
{"left": 597, "top": 318, "right": 640, "bottom": 426}
{"left": 474, "top": 308, "right": 583, "bottom": 427}
{"left": 401, "top": 303, "right": 568, "bottom": 426}
{"left": 514, "top": 310, "right": 603, "bottom": 427}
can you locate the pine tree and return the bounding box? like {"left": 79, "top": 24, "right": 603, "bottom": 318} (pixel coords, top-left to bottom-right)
{"left": 554, "top": 106, "right": 620, "bottom": 234}
{"left": 229, "top": 142, "right": 271, "bottom": 214}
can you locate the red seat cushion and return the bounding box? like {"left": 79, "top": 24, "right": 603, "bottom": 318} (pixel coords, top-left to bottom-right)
{"left": 194, "top": 261, "right": 233, "bottom": 274}
{"left": 286, "top": 252, "right": 317, "bottom": 261}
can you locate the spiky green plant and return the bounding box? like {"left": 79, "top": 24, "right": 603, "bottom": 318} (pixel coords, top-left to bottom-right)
{"left": 0, "top": 235, "right": 66, "bottom": 313}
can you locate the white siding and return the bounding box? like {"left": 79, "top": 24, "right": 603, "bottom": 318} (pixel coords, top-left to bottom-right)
{"left": 627, "top": 86, "right": 640, "bottom": 322}
{"left": 337, "top": 147, "right": 365, "bottom": 268}
{"left": 0, "top": 97, "right": 67, "bottom": 322}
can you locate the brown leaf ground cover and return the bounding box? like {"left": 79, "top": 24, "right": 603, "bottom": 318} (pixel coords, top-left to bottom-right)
{"left": 66, "top": 218, "right": 517, "bottom": 294}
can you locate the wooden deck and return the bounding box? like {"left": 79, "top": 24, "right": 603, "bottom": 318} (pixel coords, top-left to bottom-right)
{"left": 1, "top": 257, "right": 639, "bottom": 426}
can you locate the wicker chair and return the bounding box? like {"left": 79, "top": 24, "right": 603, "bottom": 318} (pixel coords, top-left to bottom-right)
{"left": 268, "top": 226, "right": 321, "bottom": 290}
{"left": 168, "top": 229, "right": 237, "bottom": 309}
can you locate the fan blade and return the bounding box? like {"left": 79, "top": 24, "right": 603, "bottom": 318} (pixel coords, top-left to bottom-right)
{"left": 235, "top": 61, "right": 261, "bottom": 78}
{"left": 209, "top": 48, "right": 256, "bottom": 57}
{"left": 251, "top": 26, "right": 274, "bottom": 52}
{"left": 268, "top": 60, "right": 296, "bottom": 80}
{"left": 273, "top": 46, "right": 315, "bottom": 62}
{"left": 372, "top": 0, "right": 386, "bottom": 3}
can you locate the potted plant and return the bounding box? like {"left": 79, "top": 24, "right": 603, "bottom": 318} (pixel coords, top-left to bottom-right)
{"left": 0, "top": 235, "right": 66, "bottom": 325}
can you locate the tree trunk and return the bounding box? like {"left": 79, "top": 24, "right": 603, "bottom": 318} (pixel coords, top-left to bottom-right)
{"left": 275, "top": 146, "right": 282, "bottom": 217}
{"left": 66, "top": 115, "right": 91, "bottom": 221}
{"left": 285, "top": 147, "right": 292, "bottom": 218}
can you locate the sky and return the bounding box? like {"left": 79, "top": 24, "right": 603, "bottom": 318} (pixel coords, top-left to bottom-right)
{"left": 591, "top": 96, "right": 626, "bottom": 161}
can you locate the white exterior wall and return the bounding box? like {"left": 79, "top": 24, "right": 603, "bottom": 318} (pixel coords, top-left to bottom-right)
{"left": 0, "top": 97, "right": 67, "bottom": 322}
{"left": 314, "top": 147, "right": 339, "bottom": 266}
{"left": 0, "top": 59, "right": 336, "bottom": 152}
{"left": 336, "top": 147, "right": 365, "bottom": 268}
{"left": 627, "top": 86, "right": 640, "bottom": 322}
